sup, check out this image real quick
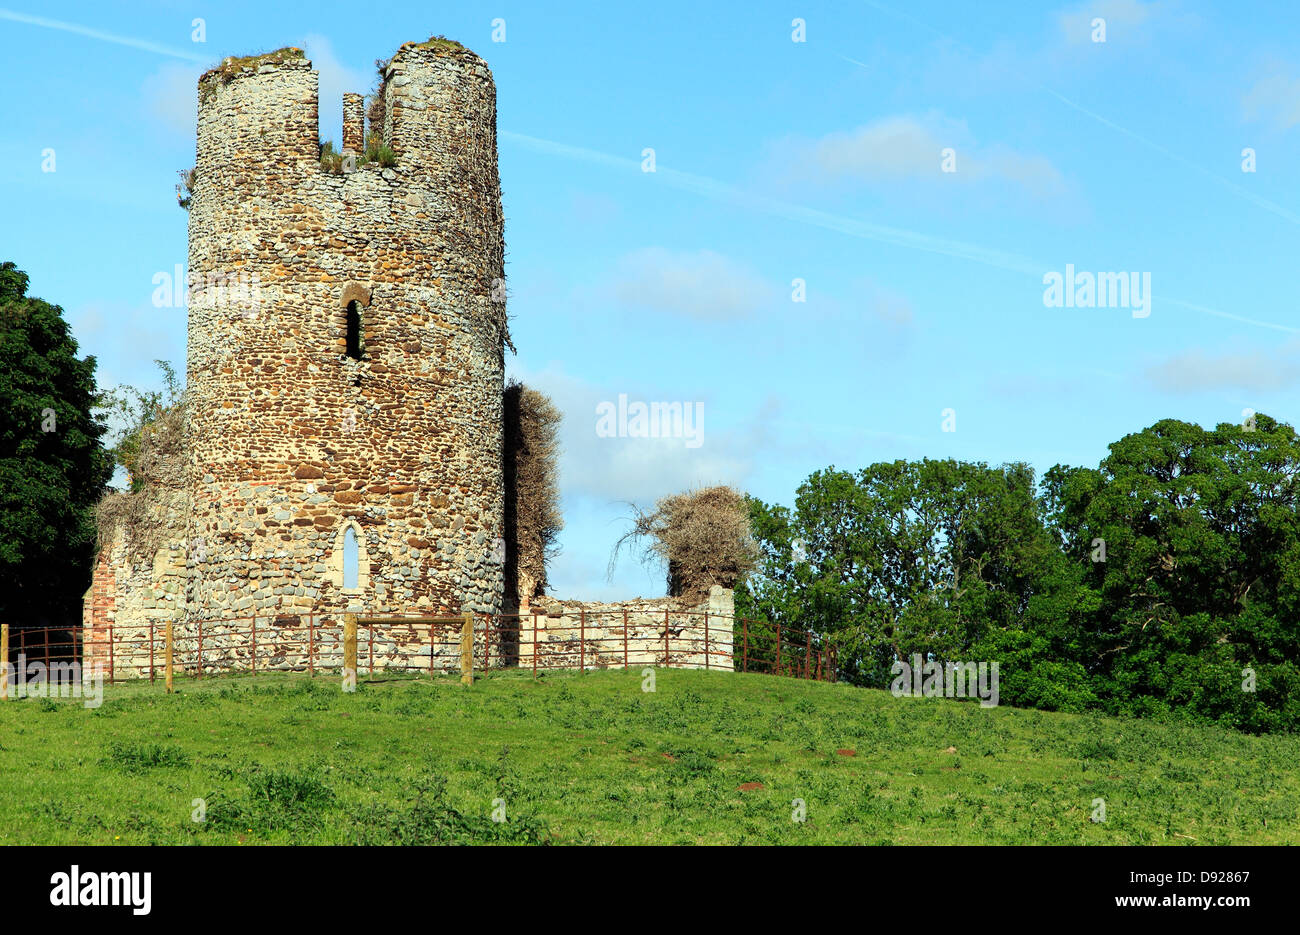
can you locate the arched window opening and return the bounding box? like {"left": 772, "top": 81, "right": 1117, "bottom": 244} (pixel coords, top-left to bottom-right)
{"left": 343, "top": 526, "right": 359, "bottom": 590}
{"left": 345, "top": 300, "right": 363, "bottom": 359}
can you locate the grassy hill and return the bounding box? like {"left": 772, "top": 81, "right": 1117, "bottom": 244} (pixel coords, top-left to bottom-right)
{"left": 1, "top": 668, "right": 1296, "bottom": 844}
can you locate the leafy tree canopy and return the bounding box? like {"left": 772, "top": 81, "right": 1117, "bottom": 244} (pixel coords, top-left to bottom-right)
{"left": 740, "top": 417, "right": 1300, "bottom": 732}
{"left": 0, "top": 261, "right": 113, "bottom": 626}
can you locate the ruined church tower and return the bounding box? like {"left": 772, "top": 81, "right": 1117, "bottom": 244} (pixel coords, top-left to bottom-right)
{"left": 185, "top": 39, "right": 507, "bottom": 624}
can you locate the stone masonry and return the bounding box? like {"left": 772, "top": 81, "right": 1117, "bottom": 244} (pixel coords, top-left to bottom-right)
{"left": 185, "top": 40, "right": 506, "bottom": 627}
{"left": 81, "top": 37, "right": 733, "bottom": 678}
{"left": 514, "top": 587, "right": 736, "bottom": 671}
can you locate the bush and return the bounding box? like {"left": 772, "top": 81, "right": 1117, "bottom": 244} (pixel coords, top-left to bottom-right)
{"left": 611, "top": 485, "right": 758, "bottom": 602}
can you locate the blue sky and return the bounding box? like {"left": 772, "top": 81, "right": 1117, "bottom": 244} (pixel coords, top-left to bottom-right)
{"left": 2, "top": 0, "right": 1298, "bottom": 600}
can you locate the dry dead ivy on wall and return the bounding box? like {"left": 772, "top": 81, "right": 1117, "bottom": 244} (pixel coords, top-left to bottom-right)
{"left": 503, "top": 381, "right": 563, "bottom": 602}
{"left": 609, "top": 485, "right": 758, "bottom": 604}
{"left": 93, "top": 398, "right": 187, "bottom": 563}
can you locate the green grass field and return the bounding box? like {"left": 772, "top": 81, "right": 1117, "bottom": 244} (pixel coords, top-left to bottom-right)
{"left": 1, "top": 667, "right": 1296, "bottom": 844}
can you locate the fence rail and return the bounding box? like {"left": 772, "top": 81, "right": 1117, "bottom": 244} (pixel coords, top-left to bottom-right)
{"left": 0, "top": 612, "right": 835, "bottom": 692}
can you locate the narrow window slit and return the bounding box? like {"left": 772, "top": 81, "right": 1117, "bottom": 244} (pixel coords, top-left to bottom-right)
{"left": 345, "top": 300, "right": 363, "bottom": 359}
{"left": 343, "top": 526, "right": 359, "bottom": 590}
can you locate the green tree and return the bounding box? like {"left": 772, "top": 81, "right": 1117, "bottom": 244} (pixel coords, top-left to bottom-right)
{"left": 739, "top": 417, "right": 1300, "bottom": 731}
{"left": 0, "top": 262, "right": 113, "bottom": 628}
{"left": 1044, "top": 416, "right": 1300, "bottom": 731}
{"left": 739, "top": 459, "right": 1071, "bottom": 688}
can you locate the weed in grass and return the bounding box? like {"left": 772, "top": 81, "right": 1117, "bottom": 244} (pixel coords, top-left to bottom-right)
{"left": 101, "top": 742, "right": 189, "bottom": 774}
{"left": 348, "top": 776, "right": 549, "bottom": 845}
{"left": 1074, "top": 738, "right": 1119, "bottom": 760}
{"left": 205, "top": 766, "right": 335, "bottom": 836}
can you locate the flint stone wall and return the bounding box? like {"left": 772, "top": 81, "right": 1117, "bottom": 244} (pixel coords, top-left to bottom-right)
{"left": 505, "top": 586, "right": 735, "bottom": 672}
{"left": 186, "top": 42, "right": 506, "bottom": 628}
{"left": 85, "top": 587, "right": 736, "bottom": 680}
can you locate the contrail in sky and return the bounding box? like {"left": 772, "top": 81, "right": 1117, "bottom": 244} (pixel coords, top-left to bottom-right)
{"left": 0, "top": 8, "right": 208, "bottom": 62}
{"left": 501, "top": 130, "right": 1042, "bottom": 275}
{"left": 501, "top": 130, "right": 1299, "bottom": 334}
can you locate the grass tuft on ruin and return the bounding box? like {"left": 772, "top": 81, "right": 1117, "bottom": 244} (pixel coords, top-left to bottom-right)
{"left": 414, "top": 35, "right": 466, "bottom": 53}
{"left": 199, "top": 47, "right": 306, "bottom": 102}
{"left": 320, "top": 135, "right": 396, "bottom": 174}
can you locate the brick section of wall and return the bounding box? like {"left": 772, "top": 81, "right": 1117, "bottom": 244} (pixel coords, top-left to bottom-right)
{"left": 81, "top": 548, "right": 116, "bottom": 673}
{"left": 84, "top": 532, "right": 187, "bottom": 679}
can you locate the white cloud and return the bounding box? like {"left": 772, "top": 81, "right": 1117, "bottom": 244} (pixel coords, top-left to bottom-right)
{"left": 141, "top": 62, "right": 204, "bottom": 136}
{"left": 1243, "top": 65, "right": 1300, "bottom": 131}
{"left": 504, "top": 363, "right": 766, "bottom": 598}
{"left": 302, "top": 34, "right": 369, "bottom": 147}
{"left": 1144, "top": 347, "right": 1300, "bottom": 393}
{"left": 509, "top": 363, "right": 754, "bottom": 505}
{"left": 802, "top": 113, "right": 1068, "bottom": 201}
{"left": 812, "top": 115, "right": 944, "bottom": 179}
{"left": 608, "top": 247, "right": 775, "bottom": 320}
{"left": 972, "top": 144, "right": 1070, "bottom": 196}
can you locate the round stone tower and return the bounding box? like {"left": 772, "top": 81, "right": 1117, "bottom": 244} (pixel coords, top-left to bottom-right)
{"left": 185, "top": 39, "right": 507, "bottom": 627}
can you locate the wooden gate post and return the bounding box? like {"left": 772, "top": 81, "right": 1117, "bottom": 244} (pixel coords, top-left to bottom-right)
{"left": 434, "top": 621, "right": 444, "bottom": 681}
{"left": 459, "top": 612, "right": 474, "bottom": 686}
{"left": 165, "top": 622, "right": 174, "bottom": 694}
{"left": 0, "top": 624, "right": 8, "bottom": 700}
{"left": 664, "top": 609, "right": 670, "bottom": 667}
{"left": 343, "top": 613, "right": 357, "bottom": 692}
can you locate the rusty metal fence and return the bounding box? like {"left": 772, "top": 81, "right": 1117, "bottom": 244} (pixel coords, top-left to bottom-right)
{"left": 0, "top": 612, "right": 835, "bottom": 689}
